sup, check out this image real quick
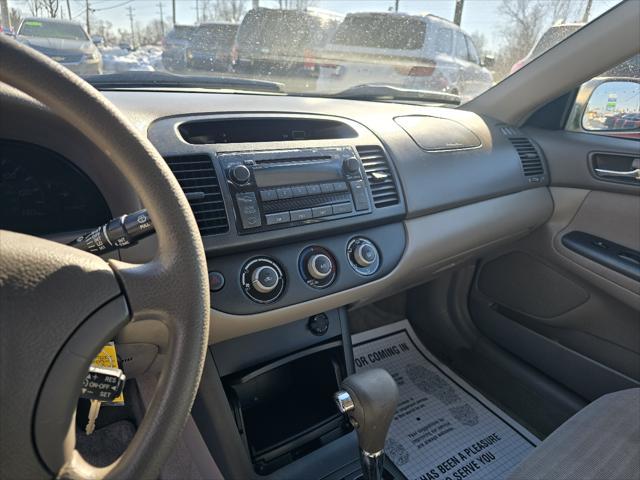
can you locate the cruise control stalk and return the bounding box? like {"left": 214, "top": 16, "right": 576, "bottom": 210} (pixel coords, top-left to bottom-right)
{"left": 68, "top": 209, "right": 154, "bottom": 255}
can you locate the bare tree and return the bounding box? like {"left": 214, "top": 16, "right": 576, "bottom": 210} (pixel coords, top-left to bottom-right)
{"left": 10, "top": 7, "right": 22, "bottom": 28}
{"left": 470, "top": 31, "right": 487, "bottom": 56}
{"left": 41, "top": 0, "right": 59, "bottom": 18}
{"left": 214, "top": 0, "right": 246, "bottom": 22}
{"left": 550, "top": 0, "right": 584, "bottom": 23}
{"left": 278, "top": 0, "right": 314, "bottom": 10}
{"left": 26, "top": 0, "right": 42, "bottom": 17}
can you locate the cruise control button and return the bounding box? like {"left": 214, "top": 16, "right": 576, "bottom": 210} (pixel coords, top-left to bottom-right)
{"left": 312, "top": 206, "right": 333, "bottom": 218}
{"left": 306, "top": 184, "right": 321, "bottom": 195}
{"left": 236, "top": 193, "right": 262, "bottom": 229}
{"left": 332, "top": 182, "right": 348, "bottom": 192}
{"left": 276, "top": 187, "right": 293, "bottom": 199}
{"left": 265, "top": 212, "right": 291, "bottom": 225}
{"left": 332, "top": 203, "right": 353, "bottom": 215}
{"left": 290, "top": 209, "right": 313, "bottom": 221}
{"left": 350, "top": 180, "right": 370, "bottom": 211}
{"left": 320, "top": 183, "right": 335, "bottom": 193}
{"left": 292, "top": 185, "right": 308, "bottom": 197}
{"left": 260, "top": 189, "right": 278, "bottom": 202}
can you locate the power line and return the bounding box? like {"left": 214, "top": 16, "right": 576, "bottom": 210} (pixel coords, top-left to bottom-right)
{"left": 93, "top": 0, "right": 133, "bottom": 11}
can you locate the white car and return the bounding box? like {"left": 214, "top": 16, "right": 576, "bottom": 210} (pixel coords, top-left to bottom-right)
{"left": 317, "top": 12, "right": 494, "bottom": 101}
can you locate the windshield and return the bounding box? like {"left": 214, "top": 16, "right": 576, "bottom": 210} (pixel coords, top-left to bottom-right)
{"left": 18, "top": 19, "right": 89, "bottom": 41}
{"left": 3, "top": 0, "right": 623, "bottom": 104}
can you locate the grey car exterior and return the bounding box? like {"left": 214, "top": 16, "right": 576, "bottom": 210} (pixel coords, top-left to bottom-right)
{"left": 317, "top": 13, "right": 493, "bottom": 101}
{"left": 16, "top": 18, "right": 102, "bottom": 75}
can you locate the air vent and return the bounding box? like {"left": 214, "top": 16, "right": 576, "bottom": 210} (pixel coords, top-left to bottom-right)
{"left": 508, "top": 138, "right": 544, "bottom": 177}
{"left": 357, "top": 146, "right": 400, "bottom": 208}
{"left": 164, "top": 155, "right": 229, "bottom": 236}
{"left": 500, "top": 126, "right": 521, "bottom": 137}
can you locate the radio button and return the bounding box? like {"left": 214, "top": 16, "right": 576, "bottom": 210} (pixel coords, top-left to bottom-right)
{"left": 292, "top": 185, "right": 308, "bottom": 197}
{"left": 332, "top": 203, "right": 353, "bottom": 215}
{"left": 290, "top": 209, "right": 313, "bottom": 221}
{"left": 332, "top": 182, "right": 349, "bottom": 192}
{"left": 236, "top": 193, "right": 262, "bottom": 229}
{"left": 265, "top": 212, "right": 291, "bottom": 225}
{"left": 320, "top": 183, "right": 335, "bottom": 194}
{"left": 350, "top": 180, "right": 370, "bottom": 211}
{"left": 260, "top": 189, "right": 278, "bottom": 202}
{"left": 230, "top": 164, "right": 251, "bottom": 184}
{"left": 312, "top": 206, "right": 333, "bottom": 218}
{"left": 307, "top": 184, "right": 322, "bottom": 196}
{"left": 276, "top": 187, "right": 293, "bottom": 199}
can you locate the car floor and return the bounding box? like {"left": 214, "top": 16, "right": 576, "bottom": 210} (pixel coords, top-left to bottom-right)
{"left": 350, "top": 293, "right": 579, "bottom": 440}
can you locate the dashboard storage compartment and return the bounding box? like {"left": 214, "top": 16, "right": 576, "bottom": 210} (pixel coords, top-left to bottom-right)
{"left": 223, "top": 341, "right": 350, "bottom": 475}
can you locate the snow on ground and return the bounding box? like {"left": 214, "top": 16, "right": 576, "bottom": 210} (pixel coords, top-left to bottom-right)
{"left": 100, "top": 45, "right": 164, "bottom": 73}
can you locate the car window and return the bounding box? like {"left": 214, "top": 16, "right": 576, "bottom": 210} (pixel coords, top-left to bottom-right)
{"left": 435, "top": 28, "right": 453, "bottom": 55}
{"left": 5, "top": 1, "right": 624, "bottom": 105}
{"left": 18, "top": 20, "right": 89, "bottom": 41}
{"left": 465, "top": 36, "right": 480, "bottom": 64}
{"left": 454, "top": 32, "right": 468, "bottom": 60}
{"left": 567, "top": 54, "right": 640, "bottom": 138}
{"left": 331, "top": 15, "right": 426, "bottom": 50}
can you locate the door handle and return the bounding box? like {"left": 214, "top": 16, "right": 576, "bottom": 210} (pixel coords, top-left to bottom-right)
{"left": 594, "top": 168, "right": 640, "bottom": 180}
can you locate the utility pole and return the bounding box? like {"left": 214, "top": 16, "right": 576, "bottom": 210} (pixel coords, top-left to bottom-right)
{"left": 394, "top": 0, "right": 399, "bottom": 12}
{"left": 453, "top": 0, "right": 464, "bottom": 26}
{"left": 195, "top": 0, "right": 199, "bottom": 23}
{"left": 66, "top": 0, "right": 72, "bottom": 21}
{"left": 0, "top": 0, "right": 11, "bottom": 30}
{"left": 157, "top": 2, "right": 165, "bottom": 38}
{"left": 582, "top": 0, "right": 593, "bottom": 22}
{"left": 85, "top": 0, "right": 91, "bottom": 34}
{"left": 172, "top": 0, "right": 176, "bottom": 26}
{"left": 127, "top": 5, "right": 135, "bottom": 47}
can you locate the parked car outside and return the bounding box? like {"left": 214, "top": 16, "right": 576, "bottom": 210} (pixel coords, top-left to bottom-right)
{"left": 316, "top": 12, "right": 493, "bottom": 101}
{"left": 510, "top": 23, "right": 584, "bottom": 73}
{"left": 233, "top": 7, "right": 342, "bottom": 77}
{"left": 16, "top": 18, "right": 102, "bottom": 75}
{"left": 162, "top": 25, "right": 196, "bottom": 71}
{"left": 186, "top": 22, "right": 238, "bottom": 71}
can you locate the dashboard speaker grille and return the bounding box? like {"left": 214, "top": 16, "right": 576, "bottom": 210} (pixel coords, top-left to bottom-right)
{"left": 357, "top": 145, "right": 400, "bottom": 208}
{"left": 508, "top": 138, "right": 544, "bottom": 177}
{"left": 164, "top": 155, "right": 229, "bottom": 236}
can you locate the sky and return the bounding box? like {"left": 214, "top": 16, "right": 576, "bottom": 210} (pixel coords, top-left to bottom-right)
{"left": 10, "top": 0, "right": 622, "bottom": 51}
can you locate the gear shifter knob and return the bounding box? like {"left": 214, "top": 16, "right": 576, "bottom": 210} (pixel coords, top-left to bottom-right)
{"left": 335, "top": 369, "right": 399, "bottom": 480}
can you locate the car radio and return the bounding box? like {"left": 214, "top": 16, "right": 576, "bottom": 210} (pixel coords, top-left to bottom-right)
{"left": 219, "top": 147, "right": 373, "bottom": 234}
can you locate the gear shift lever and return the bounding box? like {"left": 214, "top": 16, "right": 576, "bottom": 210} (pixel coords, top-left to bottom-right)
{"left": 334, "top": 369, "right": 399, "bottom": 480}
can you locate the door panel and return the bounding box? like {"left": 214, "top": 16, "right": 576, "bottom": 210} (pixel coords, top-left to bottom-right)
{"left": 469, "top": 129, "right": 640, "bottom": 401}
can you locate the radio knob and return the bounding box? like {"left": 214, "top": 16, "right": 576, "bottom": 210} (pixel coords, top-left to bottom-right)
{"left": 343, "top": 156, "right": 360, "bottom": 174}
{"left": 251, "top": 265, "right": 280, "bottom": 293}
{"left": 230, "top": 164, "right": 251, "bottom": 184}
{"left": 307, "top": 253, "right": 334, "bottom": 280}
{"left": 354, "top": 241, "right": 378, "bottom": 267}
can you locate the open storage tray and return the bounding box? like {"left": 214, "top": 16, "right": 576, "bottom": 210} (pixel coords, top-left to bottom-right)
{"left": 223, "top": 340, "right": 351, "bottom": 474}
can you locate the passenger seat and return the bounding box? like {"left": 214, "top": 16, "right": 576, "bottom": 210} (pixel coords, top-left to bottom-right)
{"left": 508, "top": 388, "right": 640, "bottom": 479}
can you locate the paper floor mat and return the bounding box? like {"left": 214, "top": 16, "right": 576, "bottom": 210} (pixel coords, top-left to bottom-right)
{"left": 352, "top": 320, "right": 539, "bottom": 480}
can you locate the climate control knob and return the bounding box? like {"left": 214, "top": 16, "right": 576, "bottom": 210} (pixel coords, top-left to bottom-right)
{"left": 241, "top": 257, "right": 285, "bottom": 304}
{"left": 229, "top": 164, "right": 251, "bottom": 184}
{"left": 299, "top": 247, "right": 336, "bottom": 289}
{"left": 307, "top": 254, "right": 333, "bottom": 280}
{"left": 251, "top": 265, "right": 280, "bottom": 293}
{"left": 353, "top": 242, "right": 378, "bottom": 267}
{"left": 347, "top": 238, "right": 380, "bottom": 276}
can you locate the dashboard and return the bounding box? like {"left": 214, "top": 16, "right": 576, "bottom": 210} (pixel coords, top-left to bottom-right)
{"left": 0, "top": 87, "right": 554, "bottom": 344}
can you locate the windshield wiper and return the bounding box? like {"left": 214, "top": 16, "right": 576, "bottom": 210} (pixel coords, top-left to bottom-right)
{"left": 84, "top": 71, "right": 284, "bottom": 93}
{"left": 332, "top": 84, "right": 461, "bottom": 106}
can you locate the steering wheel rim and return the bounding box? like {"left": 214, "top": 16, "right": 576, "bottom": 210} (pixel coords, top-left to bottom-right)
{"left": 0, "top": 35, "right": 209, "bottom": 479}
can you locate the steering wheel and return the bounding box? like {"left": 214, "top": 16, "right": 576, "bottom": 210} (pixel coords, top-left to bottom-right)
{"left": 0, "top": 36, "right": 209, "bottom": 478}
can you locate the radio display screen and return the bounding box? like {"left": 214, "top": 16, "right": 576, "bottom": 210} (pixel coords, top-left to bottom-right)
{"left": 253, "top": 160, "right": 342, "bottom": 187}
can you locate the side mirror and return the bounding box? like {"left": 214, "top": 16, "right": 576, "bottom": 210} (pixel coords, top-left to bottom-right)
{"left": 482, "top": 55, "right": 495, "bottom": 68}
{"left": 582, "top": 80, "right": 640, "bottom": 133}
